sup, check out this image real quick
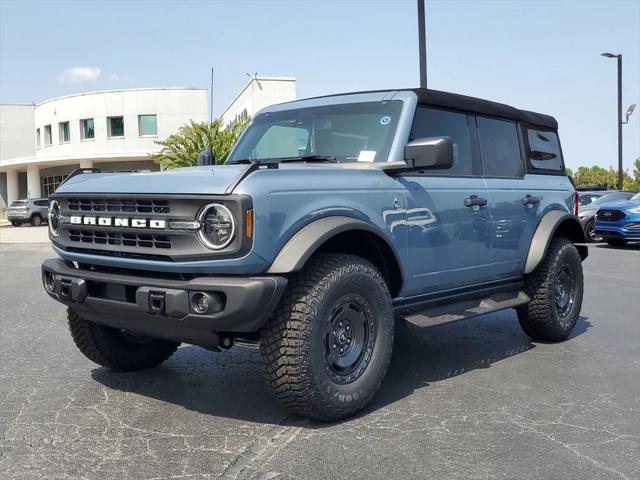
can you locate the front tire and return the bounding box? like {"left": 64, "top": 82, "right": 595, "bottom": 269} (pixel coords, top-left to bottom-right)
{"left": 68, "top": 310, "right": 180, "bottom": 372}
{"left": 517, "top": 238, "right": 583, "bottom": 342}
{"left": 30, "top": 214, "right": 42, "bottom": 226}
{"left": 585, "top": 219, "right": 602, "bottom": 243}
{"left": 260, "top": 254, "right": 394, "bottom": 422}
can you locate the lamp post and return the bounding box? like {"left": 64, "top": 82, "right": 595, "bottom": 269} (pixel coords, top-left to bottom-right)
{"left": 601, "top": 52, "right": 623, "bottom": 190}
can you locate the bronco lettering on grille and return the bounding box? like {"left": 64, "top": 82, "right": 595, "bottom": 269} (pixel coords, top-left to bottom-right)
{"left": 68, "top": 216, "right": 166, "bottom": 229}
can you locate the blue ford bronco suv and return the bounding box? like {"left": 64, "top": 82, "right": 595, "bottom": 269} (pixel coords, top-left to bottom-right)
{"left": 42, "top": 89, "right": 588, "bottom": 421}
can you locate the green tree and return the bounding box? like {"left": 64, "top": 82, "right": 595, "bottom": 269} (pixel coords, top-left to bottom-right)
{"left": 153, "top": 119, "right": 248, "bottom": 170}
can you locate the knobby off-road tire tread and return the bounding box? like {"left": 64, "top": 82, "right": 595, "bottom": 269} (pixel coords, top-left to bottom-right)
{"left": 68, "top": 309, "right": 179, "bottom": 372}
{"left": 260, "top": 253, "right": 393, "bottom": 422}
{"left": 517, "top": 237, "right": 583, "bottom": 342}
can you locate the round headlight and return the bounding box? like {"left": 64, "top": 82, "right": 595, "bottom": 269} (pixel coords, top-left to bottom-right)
{"left": 48, "top": 200, "right": 61, "bottom": 237}
{"left": 197, "top": 203, "right": 235, "bottom": 250}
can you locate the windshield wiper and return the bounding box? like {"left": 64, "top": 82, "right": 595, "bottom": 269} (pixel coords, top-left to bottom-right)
{"left": 227, "top": 155, "right": 337, "bottom": 165}
{"left": 278, "top": 155, "right": 337, "bottom": 163}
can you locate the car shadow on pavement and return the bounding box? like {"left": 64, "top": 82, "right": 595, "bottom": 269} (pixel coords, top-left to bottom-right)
{"left": 593, "top": 243, "right": 639, "bottom": 250}
{"left": 91, "top": 313, "right": 591, "bottom": 426}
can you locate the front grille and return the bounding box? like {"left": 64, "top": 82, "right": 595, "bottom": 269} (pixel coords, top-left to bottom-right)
{"left": 596, "top": 210, "right": 626, "bottom": 222}
{"left": 69, "top": 229, "right": 171, "bottom": 249}
{"left": 67, "top": 198, "right": 170, "bottom": 214}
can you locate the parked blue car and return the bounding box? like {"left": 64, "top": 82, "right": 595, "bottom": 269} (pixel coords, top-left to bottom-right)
{"left": 594, "top": 192, "right": 640, "bottom": 246}
{"left": 42, "top": 88, "right": 588, "bottom": 421}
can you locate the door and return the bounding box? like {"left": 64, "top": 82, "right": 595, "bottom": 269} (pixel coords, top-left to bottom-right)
{"left": 401, "top": 107, "right": 492, "bottom": 297}
{"left": 476, "top": 116, "right": 537, "bottom": 279}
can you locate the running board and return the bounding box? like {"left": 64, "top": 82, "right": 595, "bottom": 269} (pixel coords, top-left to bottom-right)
{"left": 400, "top": 291, "right": 530, "bottom": 329}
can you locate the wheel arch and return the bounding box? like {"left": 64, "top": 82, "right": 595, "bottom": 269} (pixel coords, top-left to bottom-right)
{"left": 524, "top": 210, "right": 588, "bottom": 275}
{"left": 267, "top": 216, "right": 404, "bottom": 297}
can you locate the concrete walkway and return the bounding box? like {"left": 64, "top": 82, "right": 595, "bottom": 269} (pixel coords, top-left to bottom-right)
{"left": 0, "top": 225, "right": 50, "bottom": 243}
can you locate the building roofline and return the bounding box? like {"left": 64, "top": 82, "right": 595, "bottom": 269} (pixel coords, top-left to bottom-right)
{"left": 35, "top": 87, "right": 207, "bottom": 108}
{"left": 219, "top": 76, "right": 296, "bottom": 119}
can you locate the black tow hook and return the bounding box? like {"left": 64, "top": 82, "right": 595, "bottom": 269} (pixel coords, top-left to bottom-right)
{"left": 148, "top": 291, "right": 166, "bottom": 314}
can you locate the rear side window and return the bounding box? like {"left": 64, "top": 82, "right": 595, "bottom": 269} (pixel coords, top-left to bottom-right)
{"left": 410, "top": 107, "right": 473, "bottom": 175}
{"left": 34, "top": 200, "right": 49, "bottom": 206}
{"left": 525, "top": 128, "right": 563, "bottom": 172}
{"left": 476, "top": 117, "right": 523, "bottom": 177}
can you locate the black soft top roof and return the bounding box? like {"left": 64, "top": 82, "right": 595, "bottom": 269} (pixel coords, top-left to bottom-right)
{"left": 413, "top": 88, "right": 558, "bottom": 129}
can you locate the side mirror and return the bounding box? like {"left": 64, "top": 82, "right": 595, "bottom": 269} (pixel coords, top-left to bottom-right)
{"left": 197, "top": 149, "right": 215, "bottom": 166}
{"left": 404, "top": 137, "right": 454, "bottom": 170}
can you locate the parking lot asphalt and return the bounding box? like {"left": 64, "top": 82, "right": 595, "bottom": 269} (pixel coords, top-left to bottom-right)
{"left": 0, "top": 242, "right": 638, "bottom": 480}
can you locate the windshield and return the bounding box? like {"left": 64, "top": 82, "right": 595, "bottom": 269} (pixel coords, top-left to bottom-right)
{"left": 631, "top": 192, "right": 640, "bottom": 201}
{"left": 590, "top": 192, "right": 633, "bottom": 206}
{"left": 227, "top": 101, "right": 403, "bottom": 164}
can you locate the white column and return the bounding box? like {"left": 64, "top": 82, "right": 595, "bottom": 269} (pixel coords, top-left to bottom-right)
{"left": 79, "top": 159, "right": 93, "bottom": 169}
{"left": 6, "top": 168, "right": 19, "bottom": 204}
{"left": 26, "top": 164, "right": 41, "bottom": 199}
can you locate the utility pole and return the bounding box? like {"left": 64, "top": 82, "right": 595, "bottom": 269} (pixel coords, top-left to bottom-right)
{"left": 417, "top": 0, "right": 427, "bottom": 88}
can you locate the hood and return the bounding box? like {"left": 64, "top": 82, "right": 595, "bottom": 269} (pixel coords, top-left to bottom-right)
{"left": 597, "top": 199, "right": 640, "bottom": 211}
{"left": 55, "top": 165, "right": 248, "bottom": 195}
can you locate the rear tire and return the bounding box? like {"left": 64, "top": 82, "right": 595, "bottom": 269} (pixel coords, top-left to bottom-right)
{"left": 517, "top": 238, "right": 583, "bottom": 342}
{"left": 260, "top": 254, "right": 394, "bottom": 422}
{"left": 67, "top": 309, "right": 180, "bottom": 372}
{"left": 11, "top": 221, "right": 21, "bottom": 227}
{"left": 30, "top": 214, "right": 42, "bottom": 226}
{"left": 606, "top": 239, "right": 627, "bottom": 247}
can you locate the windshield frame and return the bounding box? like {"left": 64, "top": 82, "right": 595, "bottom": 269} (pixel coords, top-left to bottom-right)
{"left": 225, "top": 91, "right": 417, "bottom": 165}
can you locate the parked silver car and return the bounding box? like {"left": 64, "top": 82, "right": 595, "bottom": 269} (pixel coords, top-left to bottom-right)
{"left": 7, "top": 198, "right": 49, "bottom": 227}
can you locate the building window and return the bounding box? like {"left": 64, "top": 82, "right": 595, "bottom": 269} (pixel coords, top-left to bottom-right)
{"left": 138, "top": 114, "right": 157, "bottom": 136}
{"left": 44, "top": 125, "right": 52, "bottom": 146}
{"left": 80, "top": 118, "right": 95, "bottom": 140}
{"left": 108, "top": 116, "right": 125, "bottom": 138}
{"left": 36, "top": 128, "right": 41, "bottom": 149}
{"left": 41, "top": 174, "right": 69, "bottom": 198}
{"left": 59, "top": 121, "right": 70, "bottom": 143}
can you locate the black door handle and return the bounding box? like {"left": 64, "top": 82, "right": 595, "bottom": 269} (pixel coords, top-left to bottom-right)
{"left": 464, "top": 196, "right": 488, "bottom": 207}
{"left": 522, "top": 195, "right": 540, "bottom": 205}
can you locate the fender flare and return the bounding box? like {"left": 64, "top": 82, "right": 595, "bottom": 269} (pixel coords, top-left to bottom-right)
{"left": 524, "top": 210, "right": 588, "bottom": 275}
{"left": 267, "top": 216, "right": 402, "bottom": 275}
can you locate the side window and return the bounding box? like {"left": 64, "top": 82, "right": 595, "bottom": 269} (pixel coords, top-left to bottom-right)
{"left": 525, "top": 128, "right": 563, "bottom": 172}
{"left": 476, "top": 117, "right": 522, "bottom": 177}
{"left": 410, "top": 107, "right": 473, "bottom": 175}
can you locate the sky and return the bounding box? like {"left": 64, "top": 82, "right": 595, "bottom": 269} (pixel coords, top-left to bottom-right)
{"left": 1, "top": 0, "right": 638, "bottom": 172}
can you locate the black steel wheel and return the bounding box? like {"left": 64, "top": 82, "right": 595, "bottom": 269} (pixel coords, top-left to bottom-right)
{"left": 323, "top": 295, "right": 376, "bottom": 384}
{"left": 261, "top": 253, "right": 394, "bottom": 422}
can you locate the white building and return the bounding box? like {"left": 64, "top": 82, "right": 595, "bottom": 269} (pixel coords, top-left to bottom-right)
{"left": 0, "top": 77, "right": 296, "bottom": 208}
{"left": 220, "top": 76, "right": 296, "bottom": 129}
{"left": 0, "top": 87, "right": 208, "bottom": 206}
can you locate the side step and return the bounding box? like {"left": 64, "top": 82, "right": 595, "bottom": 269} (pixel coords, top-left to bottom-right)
{"left": 400, "top": 291, "right": 530, "bottom": 329}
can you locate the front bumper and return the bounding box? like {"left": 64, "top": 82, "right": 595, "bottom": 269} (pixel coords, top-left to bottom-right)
{"left": 42, "top": 258, "right": 287, "bottom": 347}
{"left": 595, "top": 216, "right": 640, "bottom": 241}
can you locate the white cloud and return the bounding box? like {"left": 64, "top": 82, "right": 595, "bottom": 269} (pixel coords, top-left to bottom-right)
{"left": 57, "top": 66, "right": 102, "bottom": 84}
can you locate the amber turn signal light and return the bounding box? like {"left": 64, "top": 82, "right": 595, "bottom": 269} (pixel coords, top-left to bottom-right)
{"left": 245, "top": 209, "right": 254, "bottom": 239}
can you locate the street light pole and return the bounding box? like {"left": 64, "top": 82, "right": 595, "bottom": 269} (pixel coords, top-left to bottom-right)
{"left": 616, "top": 55, "right": 622, "bottom": 190}
{"left": 210, "top": 68, "right": 214, "bottom": 125}
{"left": 601, "top": 52, "right": 623, "bottom": 190}
{"left": 417, "top": 0, "right": 427, "bottom": 89}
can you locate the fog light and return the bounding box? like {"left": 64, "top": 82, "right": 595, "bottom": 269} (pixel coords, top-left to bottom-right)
{"left": 190, "top": 291, "right": 225, "bottom": 314}
{"left": 46, "top": 272, "right": 56, "bottom": 292}
{"left": 193, "top": 292, "right": 209, "bottom": 313}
